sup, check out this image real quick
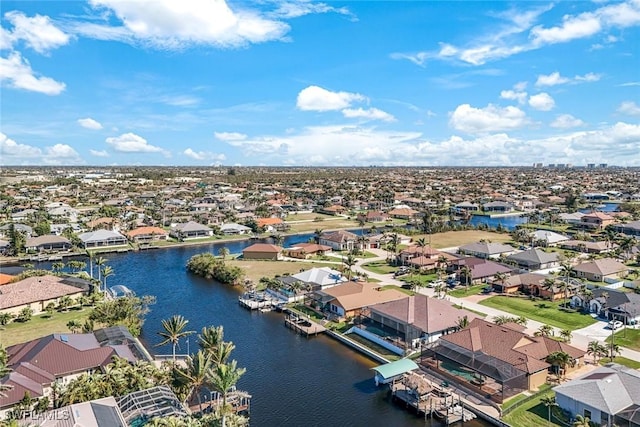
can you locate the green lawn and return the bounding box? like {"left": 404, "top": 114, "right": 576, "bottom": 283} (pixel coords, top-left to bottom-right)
{"left": 399, "top": 273, "right": 438, "bottom": 286}
{"left": 0, "top": 308, "right": 93, "bottom": 347}
{"left": 449, "top": 284, "right": 486, "bottom": 298}
{"left": 380, "top": 285, "right": 415, "bottom": 296}
{"left": 479, "top": 296, "right": 596, "bottom": 330}
{"left": 503, "top": 388, "right": 567, "bottom": 427}
{"left": 606, "top": 328, "right": 640, "bottom": 352}
{"left": 502, "top": 384, "right": 551, "bottom": 412}
{"left": 290, "top": 304, "right": 325, "bottom": 321}
{"left": 453, "top": 304, "right": 488, "bottom": 318}
{"left": 361, "top": 261, "right": 396, "bottom": 274}
{"left": 599, "top": 356, "right": 640, "bottom": 369}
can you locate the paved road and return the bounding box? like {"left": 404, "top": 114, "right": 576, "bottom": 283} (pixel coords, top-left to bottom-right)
{"left": 354, "top": 248, "right": 640, "bottom": 362}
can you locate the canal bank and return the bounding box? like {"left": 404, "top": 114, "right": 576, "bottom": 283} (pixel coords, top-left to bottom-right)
{"left": 27, "top": 242, "right": 491, "bottom": 427}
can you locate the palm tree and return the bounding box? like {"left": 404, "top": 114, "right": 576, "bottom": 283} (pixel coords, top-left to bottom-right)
{"left": 101, "top": 265, "right": 114, "bottom": 293}
{"left": 609, "top": 342, "right": 621, "bottom": 362}
{"left": 342, "top": 254, "right": 357, "bottom": 281}
{"left": 540, "top": 395, "right": 558, "bottom": 426}
{"left": 546, "top": 351, "right": 574, "bottom": 380}
{"left": 456, "top": 316, "right": 470, "bottom": 330}
{"left": 542, "top": 278, "right": 558, "bottom": 300}
{"left": 209, "top": 341, "right": 236, "bottom": 366}
{"left": 175, "top": 350, "right": 212, "bottom": 413}
{"left": 493, "top": 272, "right": 508, "bottom": 291}
{"left": 86, "top": 250, "right": 95, "bottom": 279}
{"left": 460, "top": 265, "right": 472, "bottom": 289}
{"left": 218, "top": 247, "right": 230, "bottom": 261}
{"left": 559, "top": 261, "right": 574, "bottom": 307}
{"left": 209, "top": 360, "right": 246, "bottom": 427}
{"left": 587, "top": 341, "right": 606, "bottom": 364}
{"left": 157, "top": 315, "right": 195, "bottom": 361}
{"left": 198, "top": 326, "right": 225, "bottom": 355}
{"left": 51, "top": 261, "right": 65, "bottom": 273}
{"left": 95, "top": 256, "right": 107, "bottom": 283}
{"left": 535, "top": 324, "right": 554, "bottom": 337}
{"left": 313, "top": 228, "right": 323, "bottom": 244}
{"left": 67, "top": 320, "right": 82, "bottom": 333}
{"left": 515, "top": 316, "right": 528, "bottom": 327}
{"left": 572, "top": 414, "right": 591, "bottom": 427}
{"left": 415, "top": 237, "right": 427, "bottom": 260}
{"left": 559, "top": 329, "right": 573, "bottom": 343}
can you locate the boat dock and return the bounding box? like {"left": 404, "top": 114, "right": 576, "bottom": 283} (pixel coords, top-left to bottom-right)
{"left": 238, "top": 292, "right": 280, "bottom": 311}
{"left": 284, "top": 311, "right": 326, "bottom": 337}
{"left": 390, "top": 372, "right": 477, "bottom": 424}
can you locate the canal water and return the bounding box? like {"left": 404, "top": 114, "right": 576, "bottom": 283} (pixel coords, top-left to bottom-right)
{"left": 45, "top": 239, "right": 490, "bottom": 427}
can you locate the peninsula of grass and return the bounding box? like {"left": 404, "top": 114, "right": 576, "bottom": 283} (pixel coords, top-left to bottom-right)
{"left": 479, "top": 296, "right": 596, "bottom": 330}
{"left": 449, "top": 284, "right": 486, "bottom": 298}
{"left": 599, "top": 356, "right": 640, "bottom": 369}
{"left": 361, "top": 261, "right": 396, "bottom": 274}
{"left": 0, "top": 308, "right": 92, "bottom": 347}
{"left": 606, "top": 328, "right": 640, "bottom": 352}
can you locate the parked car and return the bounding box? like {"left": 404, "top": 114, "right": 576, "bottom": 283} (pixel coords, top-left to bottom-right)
{"left": 394, "top": 267, "right": 410, "bottom": 277}
{"left": 481, "top": 286, "right": 493, "bottom": 294}
{"left": 608, "top": 320, "right": 623, "bottom": 330}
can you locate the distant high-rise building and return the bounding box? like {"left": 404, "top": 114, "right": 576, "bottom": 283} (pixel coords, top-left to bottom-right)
{"left": 599, "top": 163, "right": 608, "bottom": 168}
{"left": 587, "top": 163, "right": 595, "bottom": 168}
{"left": 557, "top": 164, "right": 566, "bottom": 168}
{"left": 533, "top": 163, "right": 543, "bottom": 168}
{"left": 548, "top": 164, "right": 555, "bottom": 168}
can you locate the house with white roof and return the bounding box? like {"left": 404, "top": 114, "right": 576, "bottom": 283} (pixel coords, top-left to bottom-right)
{"left": 555, "top": 363, "right": 640, "bottom": 427}
{"left": 292, "top": 267, "right": 347, "bottom": 291}
{"left": 78, "top": 229, "right": 128, "bottom": 249}
{"left": 529, "top": 230, "right": 570, "bottom": 246}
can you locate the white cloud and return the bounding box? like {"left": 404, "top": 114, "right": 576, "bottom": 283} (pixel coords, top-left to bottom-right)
{"left": 0, "top": 133, "right": 82, "bottom": 165}
{"left": 183, "top": 148, "right": 226, "bottom": 162}
{"left": 90, "top": 149, "right": 109, "bottom": 157}
{"left": 535, "top": 71, "right": 601, "bottom": 87}
{"left": 342, "top": 107, "right": 396, "bottom": 122}
{"left": 214, "top": 131, "right": 247, "bottom": 141}
{"left": 76, "top": 0, "right": 290, "bottom": 49}
{"left": 389, "top": 52, "right": 429, "bottom": 67}
{"left": 500, "top": 89, "right": 527, "bottom": 104}
{"left": 550, "top": 114, "right": 585, "bottom": 129}
{"left": 4, "top": 11, "right": 70, "bottom": 54}
{"left": 528, "top": 93, "right": 555, "bottom": 111}
{"left": 77, "top": 118, "right": 103, "bottom": 130}
{"left": 296, "top": 85, "right": 366, "bottom": 111}
{"left": 449, "top": 104, "right": 529, "bottom": 134}
{"left": 0, "top": 51, "right": 66, "bottom": 95}
{"left": 617, "top": 101, "right": 640, "bottom": 116}
{"left": 105, "top": 132, "right": 165, "bottom": 153}
{"left": 530, "top": 13, "right": 602, "bottom": 45}
{"left": 270, "top": 1, "right": 354, "bottom": 20}
{"left": 0, "top": 27, "right": 12, "bottom": 50}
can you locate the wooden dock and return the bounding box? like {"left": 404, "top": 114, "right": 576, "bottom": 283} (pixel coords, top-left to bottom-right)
{"left": 238, "top": 292, "right": 280, "bottom": 310}
{"left": 284, "top": 312, "right": 326, "bottom": 337}
{"left": 390, "top": 372, "right": 477, "bottom": 424}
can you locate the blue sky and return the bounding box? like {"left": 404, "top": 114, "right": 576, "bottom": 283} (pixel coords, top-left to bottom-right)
{"left": 1, "top": 0, "right": 639, "bottom": 167}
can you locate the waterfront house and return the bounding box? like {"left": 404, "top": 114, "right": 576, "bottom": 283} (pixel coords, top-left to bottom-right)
{"left": 0, "top": 223, "right": 33, "bottom": 239}
{"left": 319, "top": 230, "right": 362, "bottom": 251}
{"left": 27, "top": 396, "right": 128, "bottom": 427}
{"left": 318, "top": 204, "right": 347, "bottom": 216}
{"left": 286, "top": 243, "right": 332, "bottom": 259}
{"left": 25, "top": 235, "right": 72, "bottom": 253}
{"left": 558, "top": 212, "right": 585, "bottom": 225}
{"left": 431, "top": 318, "right": 585, "bottom": 402}
{"left": 256, "top": 217, "right": 286, "bottom": 232}
{"left": 242, "top": 243, "right": 283, "bottom": 260}
{"left": 458, "top": 241, "right": 517, "bottom": 259}
{"left": 356, "top": 211, "right": 389, "bottom": 223}
{"left": 481, "top": 201, "right": 515, "bottom": 213}
{"left": 78, "top": 229, "right": 128, "bottom": 249}
{"left": 365, "top": 295, "right": 482, "bottom": 349}
{"left": 220, "top": 222, "right": 252, "bottom": 235}
{"left": 0, "top": 326, "right": 152, "bottom": 418}
{"left": 291, "top": 267, "right": 347, "bottom": 291}
{"left": 572, "top": 258, "right": 628, "bottom": 282}
{"left": 313, "top": 281, "right": 406, "bottom": 319}
{"left": 505, "top": 248, "right": 560, "bottom": 271}
{"left": 169, "top": 221, "right": 213, "bottom": 240}
{"left": 0, "top": 275, "right": 91, "bottom": 316}
{"left": 126, "top": 226, "right": 169, "bottom": 243}
{"left": 554, "top": 363, "right": 640, "bottom": 427}
{"left": 387, "top": 207, "right": 419, "bottom": 220}
{"left": 397, "top": 245, "right": 442, "bottom": 265}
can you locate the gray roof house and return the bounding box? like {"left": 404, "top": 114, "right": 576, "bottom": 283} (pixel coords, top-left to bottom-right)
{"left": 0, "top": 223, "right": 33, "bottom": 239}
{"left": 458, "top": 241, "right": 517, "bottom": 259}
{"left": 529, "top": 230, "right": 570, "bottom": 246}
{"left": 572, "top": 258, "right": 628, "bottom": 282}
{"left": 169, "top": 221, "right": 213, "bottom": 240}
{"left": 78, "top": 229, "right": 128, "bottom": 249}
{"left": 506, "top": 248, "right": 560, "bottom": 271}
{"left": 25, "top": 235, "right": 72, "bottom": 253}
{"left": 220, "top": 222, "right": 252, "bottom": 235}
{"left": 614, "top": 220, "right": 640, "bottom": 237}
{"left": 555, "top": 363, "right": 640, "bottom": 427}
{"left": 292, "top": 267, "right": 347, "bottom": 291}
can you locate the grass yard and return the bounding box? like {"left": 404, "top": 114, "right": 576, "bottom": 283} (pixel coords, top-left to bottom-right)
{"left": 361, "top": 260, "right": 396, "bottom": 274}
{"left": 0, "top": 308, "right": 93, "bottom": 347}
{"left": 411, "top": 230, "right": 513, "bottom": 249}
{"left": 399, "top": 273, "right": 438, "bottom": 286}
{"left": 449, "top": 284, "right": 486, "bottom": 298}
{"left": 380, "top": 285, "right": 415, "bottom": 296}
{"left": 287, "top": 219, "right": 361, "bottom": 233}
{"left": 606, "top": 328, "right": 640, "bottom": 352}
{"left": 599, "top": 356, "right": 640, "bottom": 369}
{"left": 285, "top": 212, "right": 339, "bottom": 222}
{"left": 227, "top": 259, "right": 339, "bottom": 283}
{"left": 453, "top": 304, "right": 488, "bottom": 318}
{"left": 479, "top": 296, "right": 596, "bottom": 330}
{"left": 503, "top": 388, "right": 566, "bottom": 427}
